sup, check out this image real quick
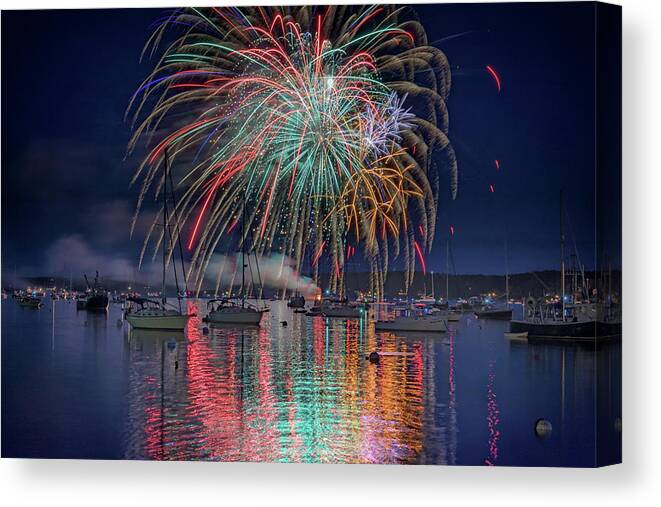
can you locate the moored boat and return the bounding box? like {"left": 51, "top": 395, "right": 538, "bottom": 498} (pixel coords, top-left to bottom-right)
{"left": 85, "top": 292, "right": 109, "bottom": 311}
{"left": 18, "top": 295, "right": 42, "bottom": 308}
{"left": 322, "top": 301, "right": 362, "bottom": 318}
{"left": 203, "top": 298, "right": 265, "bottom": 325}
{"left": 475, "top": 307, "right": 513, "bottom": 320}
{"left": 376, "top": 312, "right": 446, "bottom": 333}
{"left": 509, "top": 301, "right": 621, "bottom": 339}
{"left": 376, "top": 305, "right": 446, "bottom": 332}
{"left": 76, "top": 294, "right": 87, "bottom": 310}
{"left": 287, "top": 294, "right": 306, "bottom": 308}
{"left": 125, "top": 297, "right": 191, "bottom": 330}
{"left": 83, "top": 272, "right": 109, "bottom": 311}
{"left": 125, "top": 149, "right": 193, "bottom": 330}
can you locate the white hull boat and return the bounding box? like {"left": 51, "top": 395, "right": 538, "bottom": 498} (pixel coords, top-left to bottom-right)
{"left": 203, "top": 299, "right": 265, "bottom": 325}
{"left": 124, "top": 149, "right": 192, "bottom": 332}
{"left": 126, "top": 308, "right": 191, "bottom": 330}
{"left": 375, "top": 315, "right": 446, "bottom": 332}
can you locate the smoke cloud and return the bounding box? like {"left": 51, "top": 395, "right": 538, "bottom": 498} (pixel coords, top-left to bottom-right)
{"left": 42, "top": 235, "right": 318, "bottom": 295}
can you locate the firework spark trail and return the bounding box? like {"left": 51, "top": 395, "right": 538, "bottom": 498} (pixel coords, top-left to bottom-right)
{"left": 128, "top": 6, "right": 458, "bottom": 298}
{"left": 485, "top": 64, "right": 501, "bottom": 93}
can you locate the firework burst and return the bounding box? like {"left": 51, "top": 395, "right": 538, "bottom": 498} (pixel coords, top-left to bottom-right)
{"left": 128, "top": 5, "right": 457, "bottom": 298}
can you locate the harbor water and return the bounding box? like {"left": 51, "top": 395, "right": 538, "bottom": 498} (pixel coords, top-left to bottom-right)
{"left": 1, "top": 299, "right": 621, "bottom": 465}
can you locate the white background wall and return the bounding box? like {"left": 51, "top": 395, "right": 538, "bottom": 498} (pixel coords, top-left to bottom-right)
{"left": 1, "top": 0, "right": 659, "bottom": 505}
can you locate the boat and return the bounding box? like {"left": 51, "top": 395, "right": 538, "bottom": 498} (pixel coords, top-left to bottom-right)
{"left": 203, "top": 189, "right": 267, "bottom": 326}
{"left": 125, "top": 297, "right": 191, "bottom": 330}
{"left": 18, "top": 295, "right": 42, "bottom": 308}
{"left": 475, "top": 306, "right": 513, "bottom": 320}
{"left": 314, "top": 297, "right": 362, "bottom": 318}
{"left": 322, "top": 301, "right": 362, "bottom": 318}
{"left": 76, "top": 294, "right": 87, "bottom": 310}
{"left": 83, "top": 271, "right": 109, "bottom": 311}
{"left": 376, "top": 307, "right": 446, "bottom": 333}
{"left": 204, "top": 298, "right": 265, "bottom": 325}
{"left": 125, "top": 148, "right": 192, "bottom": 331}
{"left": 305, "top": 294, "right": 362, "bottom": 318}
{"left": 509, "top": 316, "right": 621, "bottom": 339}
{"left": 306, "top": 304, "right": 324, "bottom": 316}
{"left": 287, "top": 294, "right": 306, "bottom": 308}
{"left": 509, "top": 298, "right": 621, "bottom": 339}
{"left": 474, "top": 237, "right": 512, "bottom": 321}
{"left": 438, "top": 238, "right": 461, "bottom": 322}
{"left": 509, "top": 191, "right": 621, "bottom": 340}
{"left": 446, "top": 311, "right": 461, "bottom": 322}
{"left": 415, "top": 295, "right": 436, "bottom": 305}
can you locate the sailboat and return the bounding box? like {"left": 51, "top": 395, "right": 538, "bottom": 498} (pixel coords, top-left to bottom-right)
{"left": 126, "top": 149, "right": 192, "bottom": 331}
{"left": 204, "top": 198, "right": 267, "bottom": 326}
{"left": 509, "top": 191, "right": 621, "bottom": 339}
{"left": 474, "top": 238, "right": 513, "bottom": 321}
{"left": 443, "top": 240, "right": 461, "bottom": 321}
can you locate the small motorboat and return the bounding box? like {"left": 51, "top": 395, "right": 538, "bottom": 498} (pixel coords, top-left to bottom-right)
{"left": 322, "top": 302, "right": 362, "bottom": 319}
{"left": 287, "top": 295, "right": 306, "bottom": 308}
{"left": 18, "top": 296, "right": 42, "bottom": 308}
{"left": 305, "top": 297, "right": 362, "bottom": 318}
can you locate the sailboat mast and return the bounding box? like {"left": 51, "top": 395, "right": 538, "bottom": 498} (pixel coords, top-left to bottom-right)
{"left": 241, "top": 197, "right": 246, "bottom": 308}
{"left": 505, "top": 237, "right": 509, "bottom": 309}
{"left": 560, "top": 190, "right": 566, "bottom": 321}
{"left": 431, "top": 271, "right": 435, "bottom": 300}
{"left": 161, "top": 153, "right": 168, "bottom": 307}
{"left": 446, "top": 239, "right": 450, "bottom": 302}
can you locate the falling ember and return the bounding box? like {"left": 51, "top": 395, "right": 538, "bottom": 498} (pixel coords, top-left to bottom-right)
{"left": 489, "top": 184, "right": 495, "bottom": 193}
{"left": 485, "top": 65, "right": 501, "bottom": 93}
{"left": 494, "top": 159, "right": 500, "bottom": 170}
{"left": 311, "top": 240, "right": 326, "bottom": 267}
{"left": 413, "top": 240, "right": 426, "bottom": 275}
{"left": 450, "top": 225, "right": 455, "bottom": 236}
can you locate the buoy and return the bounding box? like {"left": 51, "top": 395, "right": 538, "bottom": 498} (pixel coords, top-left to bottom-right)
{"left": 534, "top": 419, "right": 552, "bottom": 439}
{"left": 281, "top": 321, "right": 288, "bottom": 327}
{"left": 368, "top": 351, "right": 380, "bottom": 364}
{"left": 202, "top": 327, "right": 209, "bottom": 335}
{"left": 174, "top": 360, "right": 179, "bottom": 370}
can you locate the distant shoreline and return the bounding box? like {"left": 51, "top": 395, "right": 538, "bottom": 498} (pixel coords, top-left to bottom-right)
{"left": 4, "top": 269, "right": 621, "bottom": 300}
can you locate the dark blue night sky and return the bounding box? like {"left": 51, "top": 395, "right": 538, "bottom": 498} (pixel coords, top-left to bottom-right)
{"left": 1, "top": 3, "right": 621, "bottom": 279}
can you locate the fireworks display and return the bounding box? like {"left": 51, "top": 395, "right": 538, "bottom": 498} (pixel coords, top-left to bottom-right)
{"left": 128, "top": 5, "right": 457, "bottom": 298}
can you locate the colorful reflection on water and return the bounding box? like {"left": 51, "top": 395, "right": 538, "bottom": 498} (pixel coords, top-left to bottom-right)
{"left": 124, "top": 302, "right": 436, "bottom": 463}
{"left": 1, "top": 299, "right": 621, "bottom": 465}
